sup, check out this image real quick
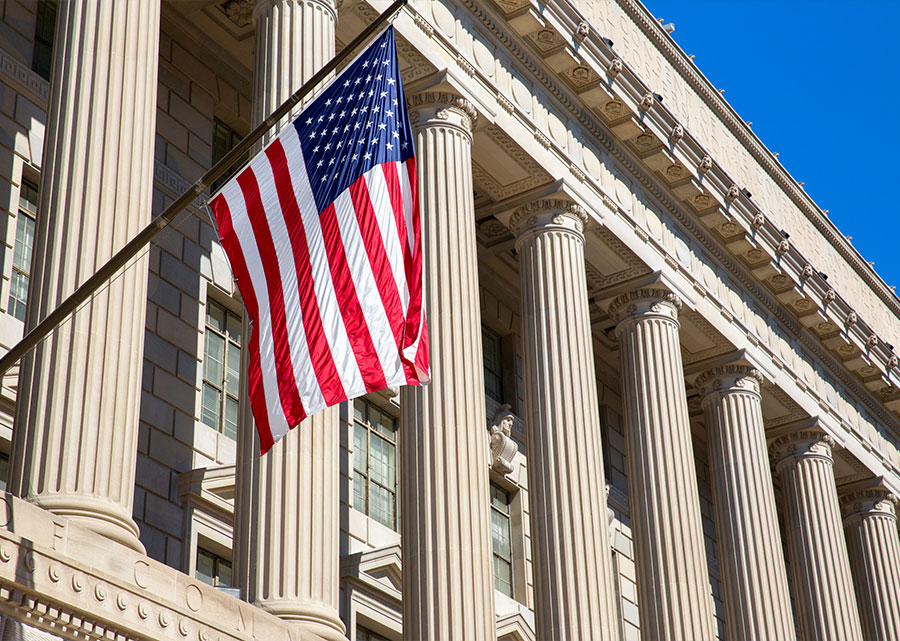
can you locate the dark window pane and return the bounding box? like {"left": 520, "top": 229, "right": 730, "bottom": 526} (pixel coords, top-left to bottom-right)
{"left": 482, "top": 326, "right": 503, "bottom": 401}
{"left": 0, "top": 452, "right": 8, "bottom": 492}
{"left": 32, "top": 0, "right": 58, "bottom": 81}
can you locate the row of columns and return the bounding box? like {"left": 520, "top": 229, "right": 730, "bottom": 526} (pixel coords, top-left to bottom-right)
{"left": 8, "top": 2, "right": 900, "bottom": 641}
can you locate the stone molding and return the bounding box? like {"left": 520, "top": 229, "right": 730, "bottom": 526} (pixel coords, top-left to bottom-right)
{"left": 0, "top": 492, "right": 297, "bottom": 641}
{"left": 769, "top": 429, "right": 835, "bottom": 471}
{"left": 607, "top": 288, "right": 681, "bottom": 325}
{"left": 407, "top": 92, "right": 477, "bottom": 134}
{"left": 507, "top": 199, "right": 588, "bottom": 240}
{"left": 694, "top": 365, "right": 763, "bottom": 400}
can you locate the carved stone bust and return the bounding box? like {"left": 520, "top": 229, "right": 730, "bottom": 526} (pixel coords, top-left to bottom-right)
{"left": 489, "top": 404, "right": 518, "bottom": 475}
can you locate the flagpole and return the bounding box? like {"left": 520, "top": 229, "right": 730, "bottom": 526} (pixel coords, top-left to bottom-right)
{"left": 0, "top": 0, "right": 407, "bottom": 376}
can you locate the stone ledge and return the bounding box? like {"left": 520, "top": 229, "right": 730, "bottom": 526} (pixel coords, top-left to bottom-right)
{"left": 0, "top": 492, "right": 313, "bottom": 641}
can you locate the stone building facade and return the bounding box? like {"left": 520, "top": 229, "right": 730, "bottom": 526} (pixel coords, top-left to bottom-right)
{"left": 0, "top": 0, "right": 896, "bottom": 640}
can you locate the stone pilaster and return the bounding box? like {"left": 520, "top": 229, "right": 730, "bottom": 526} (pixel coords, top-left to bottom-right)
{"left": 231, "top": 2, "right": 344, "bottom": 639}
{"left": 609, "top": 289, "right": 715, "bottom": 641}
{"left": 840, "top": 481, "right": 900, "bottom": 641}
{"left": 770, "top": 428, "right": 864, "bottom": 641}
{"left": 510, "top": 200, "right": 620, "bottom": 641}
{"left": 399, "top": 92, "right": 496, "bottom": 641}
{"left": 9, "top": 0, "right": 161, "bottom": 552}
{"left": 696, "top": 366, "right": 795, "bottom": 641}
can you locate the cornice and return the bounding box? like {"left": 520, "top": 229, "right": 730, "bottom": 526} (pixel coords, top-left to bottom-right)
{"left": 612, "top": 0, "right": 900, "bottom": 324}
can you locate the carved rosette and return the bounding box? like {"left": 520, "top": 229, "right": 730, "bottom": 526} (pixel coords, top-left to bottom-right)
{"left": 840, "top": 486, "right": 898, "bottom": 524}
{"left": 695, "top": 365, "right": 763, "bottom": 407}
{"left": 407, "top": 92, "right": 477, "bottom": 139}
{"left": 608, "top": 288, "right": 682, "bottom": 328}
{"left": 769, "top": 429, "right": 835, "bottom": 472}
{"left": 508, "top": 199, "right": 588, "bottom": 246}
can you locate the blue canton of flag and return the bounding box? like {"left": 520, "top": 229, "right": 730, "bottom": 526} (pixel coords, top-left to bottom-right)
{"left": 297, "top": 30, "right": 415, "bottom": 211}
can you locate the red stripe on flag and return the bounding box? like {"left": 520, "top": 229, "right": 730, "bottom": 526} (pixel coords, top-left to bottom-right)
{"left": 237, "top": 169, "right": 306, "bottom": 426}
{"left": 348, "top": 176, "right": 417, "bottom": 385}
{"left": 266, "top": 141, "right": 345, "bottom": 406}
{"left": 381, "top": 162, "right": 413, "bottom": 292}
{"left": 403, "top": 158, "right": 427, "bottom": 379}
{"left": 318, "top": 202, "right": 388, "bottom": 392}
{"left": 209, "top": 194, "right": 276, "bottom": 453}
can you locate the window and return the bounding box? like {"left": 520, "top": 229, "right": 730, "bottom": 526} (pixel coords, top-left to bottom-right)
{"left": 9, "top": 180, "right": 38, "bottom": 322}
{"left": 202, "top": 301, "right": 241, "bottom": 439}
{"left": 32, "top": 0, "right": 58, "bottom": 81}
{"left": 482, "top": 326, "right": 503, "bottom": 402}
{"left": 490, "top": 482, "right": 513, "bottom": 597}
{"left": 0, "top": 451, "right": 8, "bottom": 492}
{"left": 353, "top": 398, "right": 398, "bottom": 530}
{"left": 357, "top": 626, "right": 391, "bottom": 641}
{"left": 211, "top": 119, "right": 245, "bottom": 191}
{"left": 195, "top": 547, "right": 232, "bottom": 588}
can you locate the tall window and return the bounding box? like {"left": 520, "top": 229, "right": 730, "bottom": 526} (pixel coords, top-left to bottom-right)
{"left": 353, "top": 398, "right": 398, "bottom": 530}
{"left": 357, "top": 627, "right": 391, "bottom": 641}
{"left": 211, "top": 119, "right": 244, "bottom": 191}
{"left": 32, "top": 0, "right": 58, "bottom": 81}
{"left": 9, "top": 180, "right": 38, "bottom": 322}
{"left": 490, "top": 482, "right": 513, "bottom": 597}
{"left": 482, "top": 326, "right": 503, "bottom": 402}
{"left": 202, "top": 301, "right": 241, "bottom": 439}
{"left": 195, "top": 547, "right": 232, "bottom": 588}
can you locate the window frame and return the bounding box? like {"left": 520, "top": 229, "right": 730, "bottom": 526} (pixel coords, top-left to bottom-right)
{"left": 201, "top": 299, "right": 242, "bottom": 440}
{"left": 8, "top": 180, "right": 38, "bottom": 322}
{"left": 489, "top": 481, "right": 514, "bottom": 598}
{"left": 352, "top": 397, "right": 399, "bottom": 531}
{"left": 195, "top": 544, "right": 233, "bottom": 589}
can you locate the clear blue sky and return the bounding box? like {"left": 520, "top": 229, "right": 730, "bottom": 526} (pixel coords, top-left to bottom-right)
{"left": 639, "top": 0, "right": 900, "bottom": 292}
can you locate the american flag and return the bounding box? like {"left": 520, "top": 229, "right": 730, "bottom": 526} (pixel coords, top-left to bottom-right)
{"left": 210, "top": 27, "right": 428, "bottom": 453}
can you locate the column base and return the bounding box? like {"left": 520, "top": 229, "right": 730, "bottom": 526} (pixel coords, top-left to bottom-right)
{"left": 256, "top": 599, "right": 346, "bottom": 641}
{"left": 28, "top": 494, "right": 145, "bottom": 554}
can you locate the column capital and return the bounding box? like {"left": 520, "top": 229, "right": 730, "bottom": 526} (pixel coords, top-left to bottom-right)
{"left": 840, "top": 483, "right": 898, "bottom": 523}
{"left": 695, "top": 365, "right": 763, "bottom": 403}
{"left": 407, "top": 92, "right": 477, "bottom": 135}
{"left": 769, "top": 427, "right": 835, "bottom": 470}
{"left": 253, "top": 0, "right": 338, "bottom": 22}
{"left": 608, "top": 288, "right": 682, "bottom": 326}
{"left": 509, "top": 199, "right": 588, "bottom": 242}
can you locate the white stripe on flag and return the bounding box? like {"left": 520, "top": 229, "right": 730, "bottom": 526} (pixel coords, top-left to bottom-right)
{"left": 332, "top": 189, "right": 406, "bottom": 386}
{"left": 249, "top": 152, "right": 326, "bottom": 412}
{"left": 219, "top": 180, "right": 291, "bottom": 441}
{"left": 398, "top": 160, "right": 416, "bottom": 255}
{"left": 279, "top": 126, "right": 368, "bottom": 400}
{"left": 364, "top": 164, "right": 410, "bottom": 314}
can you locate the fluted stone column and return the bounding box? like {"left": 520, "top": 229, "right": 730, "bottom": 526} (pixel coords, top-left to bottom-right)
{"left": 609, "top": 289, "right": 716, "bottom": 641}
{"left": 770, "top": 427, "right": 864, "bottom": 641}
{"left": 399, "top": 92, "right": 496, "bottom": 641}
{"left": 840, "top": 481, "right": 900, "bottom": 641}
{"left": 231, "top": 2, "right": 344, "bottom": 639}
{"left": 510, "top": 200, "right": 619, "bottom": 641}
{"left": 9, "top": 0, "right": 160, "bottom": 552}
{"left": 696, "top": 366, "right": 795, "bottom": 641}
